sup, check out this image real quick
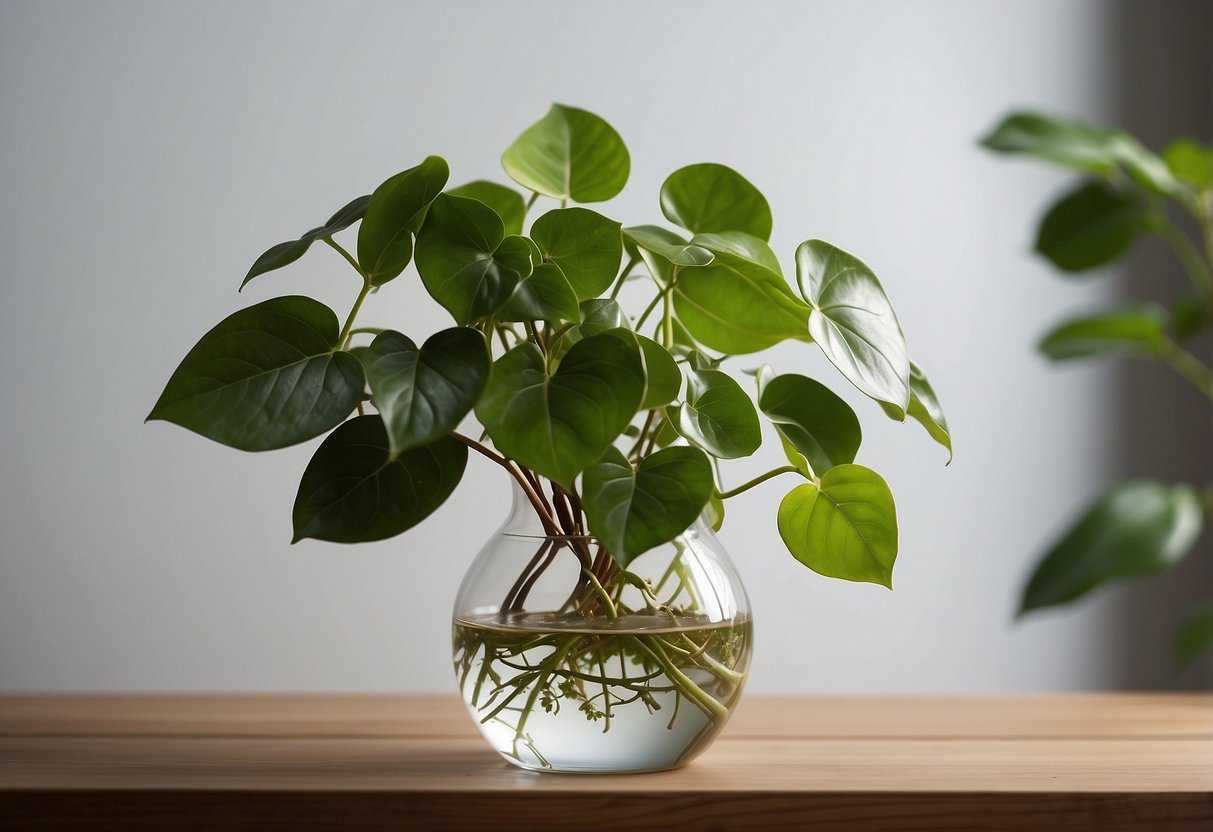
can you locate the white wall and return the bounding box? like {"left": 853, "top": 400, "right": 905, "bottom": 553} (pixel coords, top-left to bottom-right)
{"left": 0, "top": 0, "right": 1205, "bottom": 692}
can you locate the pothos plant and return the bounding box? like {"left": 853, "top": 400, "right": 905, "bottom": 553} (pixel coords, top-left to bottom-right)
{"left": 149, "top": 104, "right": 951, "bottom": 594}
{"left": 983, "top": 113, "right": 1213, "bottom": 666}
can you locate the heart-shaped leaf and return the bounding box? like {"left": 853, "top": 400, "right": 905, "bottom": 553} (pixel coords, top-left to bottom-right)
{"left": 498, "top": 263, "right": 582, "bottom": 323}
{"left": 583, "top": 446, "right": 714, "bottom": 565}
{"left": 1035, "top": 181, "right": 1147, "bottom": 273}
{"left": 778, "top": 464, "right": 898, "bottom": 588}
{"left": 759, "top": 372, "right": 861, "bottom": 475}
{"left": 691, "top": 230, "right": 783, "bottom": 275}
{"left": 880, "top": 361, "right": 952, "bottom": 462}
{"left": 447, "top": 180, "right": 526, "bottom": 236}
{"left": 796, "top": 240, "right": 910, "bottom": 415}
{"left": 1020, "top": 480, "right": 1203, "bottom": 615}
{"left": 415, "top": 193, "right": 533, "bottom": 325}
{"left": 475, "top": 329, "right": 644, "bottom": 485}
{"left": 362, "top": 328, "right": 489, "bottom": 457}
{"left": 501, "top": 104, "right": 630, "bottom": 203}
{"left": 148, "top": 296, "right": 364, "bottom": 451}
{"left": 674, "top": 249, "right": 811, "bottom": 354}
{"left": 624, "top": 226, "right": 714, "bottom": 268}
{"left": 530, "top": 207, "right": 623, "bottom": 299}
{"left": 358, "top": 156, "right": 449, "bottom": 285}
{"left": 636, "top": 334, "right": 680, "bottom": 409}
{"left": 240, "top": 194, "right": 371, "bottom": 290}
{"left": 1038, "top": 303, "right": 1167, "bottom": 361}
{"left": 661, "top": 163, "right": 773, "bottom": 241}
{"left": 674, "top": 366, "right": 761, "bottom": 459}
{"left": 292, "top": 416, "right": 467, "bottom": 543}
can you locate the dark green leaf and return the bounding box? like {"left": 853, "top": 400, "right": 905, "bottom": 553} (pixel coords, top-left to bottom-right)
{"left": 323, "top": 194, "right": 373, "bottom": 233}
{"left": 1162, "top": 138, "right": 1213, "bottom": 192}
{"left": 1038, "top": 303, "right": 1167, "bottom": 360}
{"left": 624, "top": 226, "right": 714, "bottom": 267}
{"left": 636, "top": 334, "right": 680, "bottom": 409}
{"left": 362, "top": 328, "right": 489, "bottom": 457}
{"left": 692, "top": 230, "right": 783, "bottom": 275}
{"left": 501, "top": 104, "right": 630, "bottom": 203}
{"left": 292, "top": 416, "right": 467, "bottom": 543}
{"left": 578, "top": 298, "right": 628, "bottom": 333}
{"left": 778, "top": 464, "right": 898, "bottom": 588}
{"left": 1020, "top": 480, "right": 1204, "bottom": 614}
{"left": 759, "top": 372, "right": 861, "bottom": 475}
{"left": 530, "top": 207, "right": 623, "bottom": 299}
{"left": 1035, "top": 181, "right": 1147, "bottom": 272}
{"left": 358, "top": 156, "right": 449, "bottom": 285}
{"left": 240, "top": 194, "right": 371, "bottom": 290}
{"left": 415, "top": 193, "right": 533, "bottom": 325}
{"left": 148, "top": 296, "right": 364, "bottom": 451}
{"left": 583, "top": 446, "right": 714, "bottom": 565}
{"left": 673, "top": 366, "right": 761, "bottom": 459}
{"left": 796, "top": 240, "right": 910, "bottom": 415}
{"left": 498, "top": 263, "right": 582, "bottom": 323}
{"left": 674, "top": 249, "right": 810, "bottom": 354}
{"left": 1174, "top": 297, "right": 1213, "bottom": 342}
{"left": 475, "top": 329, "right": 644, "bottom": 485}
{"left": 1174, "top": 601, "right": 1213, "bottom": 669}
{"left": 660, "top": 163, "right": 773, "bottom": 241}
{"left": 447, "top": 180, "right": 526, "bottom": 236}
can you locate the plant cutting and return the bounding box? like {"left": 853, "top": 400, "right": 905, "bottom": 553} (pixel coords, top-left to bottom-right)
{"left": 983, "top": 113, "right": 1212, "bottom": 666}
{"left": 149, "top": 104, "right": 951, "bottom": 772}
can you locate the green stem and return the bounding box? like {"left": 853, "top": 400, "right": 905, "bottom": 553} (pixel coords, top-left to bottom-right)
{"left": 716, "top": 465, "right": 803, "bottom": 499}
{"left": 337, "top": 279, "right": 373, "bottom": 349}
{"left": 1153, "top": 216, "right": 1213, "bottom": 301}
{"left": 322, "top": 236, "right": 365, "bottom": 278}
{"left": 609, "top": 255, "right": 640, "bottom": 300}
{"left": 524, "top": 191, "right": 541, "bottom": 216}
{"left": 1159, "top": 338, "right": 1213, "bottom": 400}
{"left": 582, "top": 568, "right": 619, "bottom": 619}
{"left": 629, "top": 636, "right": 728, "bottom": 722}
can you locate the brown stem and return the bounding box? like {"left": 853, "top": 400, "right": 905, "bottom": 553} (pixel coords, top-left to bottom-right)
{"left": 503, "top": 539, "right": 558, "bottom": 613}
{"left": 451, "top": 433, "right": 560, "bottom": 535}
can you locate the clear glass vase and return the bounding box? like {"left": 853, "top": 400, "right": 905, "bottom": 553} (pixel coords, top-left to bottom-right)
{"left": 452, "top": 480, "right": 752, "bottom": 773}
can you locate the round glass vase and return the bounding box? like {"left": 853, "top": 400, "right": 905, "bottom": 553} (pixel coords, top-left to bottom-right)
{"left": 452, "top": 481, "right": 752, "bottom": 774}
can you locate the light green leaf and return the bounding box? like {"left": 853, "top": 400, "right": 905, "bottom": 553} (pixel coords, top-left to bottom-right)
{"left": 358, "top": 156, "right": 449, "bottom": 285}
{"left": 660, "top": 163, "right": 773, "bottom": 241}
{"left": 530, "top": 207, "right": 623, "bottom": 299}
{"left": 415, "top": 193, "right": 533, "bottom": 325}
{"left": 148, "top": 296, "right": 364, "bottom": 451}
{"left": 778, "top": 464, "right": 898, "bottom": 588}
{"left": 1174, "top": 601, "right": 1213, "bottom": 669}
{"left": 691, "top": 230, "right": 783, "bottom": 276}
{"left": 240, "top": 194, "right": 371, "bottom": 290}
{"left": 674, "top": 249, "right": 810, "bottom": 354}
{"left": 636, "top": 334, "right": 680, "bottom": 409}
{"left": 759, "top": 372, "right": 861, "bottom": 475}
{"left": 498, "top": 263, "right": 582, "bottom": 323}
{"left": 447, "top": 180, "right": 526, "bottom": 236}
{"left": 1038, "top": 303, "right": 1167, "bottom": 360}
{"left": 292, "top": 416, "right": 467, "bottom": 543}
{"left": 796, "top": 240, "right": 910, "bottom": 415}
{"left": 1035, "top": 181, "right": 1147, "bottom": 272}
{"left": 673, "top": 366, "right": 761, "bottom": 459}
{"left": 880, "top": 361, "right": 952, "bottom": 462}
{"left": 1020, "top": 480, "right": 1204, "bottom": 614}
{"left": 1162, "top": 138, "right": 1213, "bottom": 193}
{"left": 475, "top": 329, "right": 644, "bottom": 485}
{"left": 583, "top": 446, "right": 714, "bottom": 565}
{"left": 361, "top": 328, "right": 489, "bottom": 457}
{"left": 501, "top": 104, "right": 630, "bottom": 203}
{"left": 624, "top": 226, "right": 714, "bottom": 267}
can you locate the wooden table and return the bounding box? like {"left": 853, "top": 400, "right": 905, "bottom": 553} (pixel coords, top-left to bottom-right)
{"left": 1, "top": 694, "right": 1210, "bottom": 830}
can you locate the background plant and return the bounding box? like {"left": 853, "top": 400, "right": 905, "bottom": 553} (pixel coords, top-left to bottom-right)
{"left": 983, "top": 113, "right": 1213, "bottom": 666}
{"left": 150, "top": 103, "right": 951, "bottom": 595}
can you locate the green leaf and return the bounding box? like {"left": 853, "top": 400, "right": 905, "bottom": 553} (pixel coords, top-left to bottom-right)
{"left": 636, "top": 334, "right": 680, "bottom": 409}
{"left": 674, "top": 249, "right": 811, "bottom": 354}
{"left": 1038, "top": 303, "right": 1167, "bottom": 360}
{"left": 498, "top": 263, "right": 582, "bottom": 323}
{"left": 358, "top": 156, "right": 449, "bottom": 285}
{"left": 777, "top": 464, "right": 898, "bottom": 588}
{"left": 583, "top": 446, "right": 714, "bottom": 565}
{"left": 759, "top": 372, "right": 861, "bottom": 475}
{"left": 624, "top": 226, "right": 714, "bottom": 267}
{"left": 447, "top": 180, "right": 526, "bottom": 236}
{"left": 292, "top": 416, "right": 467, "bottom": 543}
{"left": 361, "top": 328, "right": 489, "bottom": 457}
{"left": 1174, "top": 297, "right": 1213, "bottom": 342}
{"left": 240, "top": 194, "right": 371, "bottom": 290}
{"left": 1162, "top": 138, "right": 1213, "bottom": 192}
{"left": 796, "top": 240, "right": 910, "bottom": 415}
{"left": 1019, "top": 480, "right": 1204, "bottom": 615}
{"left": 1035, "top": 181, "right": 1147, "bottom": 272}
{"left": 501, "top": 104, "right": 630, "bottom": 203}
{"left": 148, "top": 296, "right": 364, "bottom": 451}
{"left": 530, "top": 207, "right": 623, "bottom": 299}
{"left": 660, "top": 163, "right": 773, "bottom": 241}
{"left": 881, "top": 362, "right": 952, "bottom": 463}
{"left": 692, "top": 230, "right": 783, "bottom": 276}
{"left": 706, "top": 491, "right": 725, "bottom": 532}
{"left": 578, "top": 298, "right": 628, "bottom": 333}
{"left": 475, "top": 329, "right": 644, "bottom": 485}
{"left": 673, "top": 366, "right": 761, "bottom": 459}
{"left": 1174, "top": 601, "right": 1213, "bottom": 669}
{"left": 415, "top": 193, "right": 533, "bottom": 325}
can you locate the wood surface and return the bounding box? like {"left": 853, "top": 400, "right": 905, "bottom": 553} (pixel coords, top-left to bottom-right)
{"left": 1, "top": 694, "right": 1210, "bottom": 830}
